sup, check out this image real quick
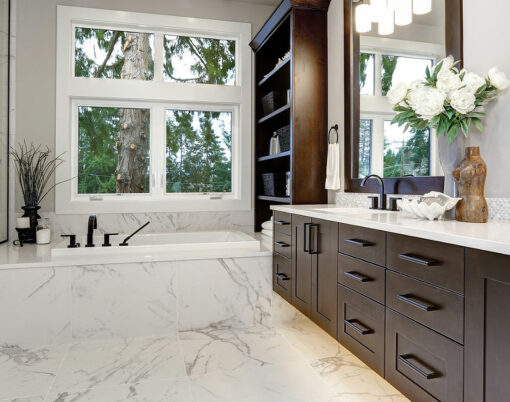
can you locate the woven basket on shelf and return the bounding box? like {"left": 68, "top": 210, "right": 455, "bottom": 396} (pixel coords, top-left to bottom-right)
{"left": 262, "top": 173, "right": 287, "bottom": 197}
{"left": 261, "top": 91, "right": 286, "bottom": 116}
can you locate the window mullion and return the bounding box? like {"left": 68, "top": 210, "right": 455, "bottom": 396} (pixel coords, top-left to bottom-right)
{"left": 154, "top": 32, "right": 164, "bottom": 83}
{"left": 150, "top": 105, "right": 166, "bottom": 197}
{"left": 375, "top": 53, "right": 382, "bottom": 97}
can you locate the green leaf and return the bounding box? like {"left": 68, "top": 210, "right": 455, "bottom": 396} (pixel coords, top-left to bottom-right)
{"left": 460, "top": 119, "right": 469, "bottom": 137}
{"left": 471, "top": 117, "right": 484, "bottom": 132}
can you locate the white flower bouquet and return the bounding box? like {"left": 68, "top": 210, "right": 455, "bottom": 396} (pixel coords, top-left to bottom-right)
{"left": 388, "top": 55, "right": 510, "bottom": 143}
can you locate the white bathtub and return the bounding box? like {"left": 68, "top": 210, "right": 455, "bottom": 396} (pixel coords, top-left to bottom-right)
{"left": 51, "top": 230, "right": 260, "bottom": 257}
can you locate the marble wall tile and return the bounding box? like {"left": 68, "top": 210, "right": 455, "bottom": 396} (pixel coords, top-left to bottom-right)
{"left": 176, "top": 256, "right": 272, "bottom": 331}
{"left": 71, "top": 262, "right": 178, "bottom": 341}
{"left": 50, "top": 336, "right": 186, "bottom": 394}
{"left": 0, "top": 344, "right": 67, "bottom": 401}
{"left": 0, "top": 267, "right": 71, "bottom": 347}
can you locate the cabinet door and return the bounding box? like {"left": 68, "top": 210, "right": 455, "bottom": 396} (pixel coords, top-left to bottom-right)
{"left": 291, "top": 214, "right": 312, "bottom": 316}
{"left": 311, "top": 218, "right": 338, "bottom": 337}
{"left": 465, "top": 249, "right": 510, "bottom": 402}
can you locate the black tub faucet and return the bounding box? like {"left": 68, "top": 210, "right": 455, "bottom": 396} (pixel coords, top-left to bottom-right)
{"left": 86, "top": 214, "right": 97, "bottom": 247}
{"left": 361, "top": 174, "right": 387, "bottom": 210}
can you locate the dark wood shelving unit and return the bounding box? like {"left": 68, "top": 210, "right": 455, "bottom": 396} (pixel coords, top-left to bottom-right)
{"left": 257, "top": 103, "right": 290, "bottom": 124}
{"left": 250, "top": 0, "right": 330, "bottom": 232}
{"left": 258, "top": 195, "right": 291, "bottom": 203}
{"left": 257, "top": 151, "right": 291, "bottom": 162}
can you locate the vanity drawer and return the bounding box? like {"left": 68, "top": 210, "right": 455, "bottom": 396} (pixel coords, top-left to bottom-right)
{"left": 385, "top": 309, "right": 463, "bottom": 402}
{"left": 338, "top": 224, "right": 386, "bottom": 266}
{"left": 273, "top": 253, "right": 292, "bottom": 302}
{"left": 338, "top": 284, "right": 385, "bottom": 376}
{"left": 274, "top": 231, "right": 291, "bottom": 259}
{"left": 386, "top": 270, "right": 464, "bottom": 344}
{"left": 387, "top": 233, "right": 465, "bottom": 294}
{"left": 338, "top": 253, "right": 385, "bottom": 304}
{"left": 273, "top": 211, "right": 292, "bottom": 236}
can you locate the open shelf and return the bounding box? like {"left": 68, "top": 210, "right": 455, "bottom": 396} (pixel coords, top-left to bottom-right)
{"left": 258, "top": 195, "right": 291, "bottom": 203}
{"left": 257, "top": 103, "right": 290, "bottom": 124}
{"left": 257, "top": 57, "right": 291, "bottom": 87}
{"left": 257, "top": 150, "right": 291, "bottom": 162}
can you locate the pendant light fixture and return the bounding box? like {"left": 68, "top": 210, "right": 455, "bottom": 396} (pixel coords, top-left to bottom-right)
{"left": 391, "top": 0, "right": 413, "bottom": 26}
{"left": 370, "top": 0, "right": 387, "bottom": 22}
{"left": 413, "top": 0, "right": 432, "bottom": 15}
{"left": 355, "top": 3, "right": 372, "bottom": 33}
{"left": 378, "top": 6, "right": 395, "bottom": 35}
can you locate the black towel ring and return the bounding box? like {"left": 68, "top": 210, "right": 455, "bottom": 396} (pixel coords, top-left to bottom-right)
{"left": 328, "top": 124, "right": 339, "bottom": 144}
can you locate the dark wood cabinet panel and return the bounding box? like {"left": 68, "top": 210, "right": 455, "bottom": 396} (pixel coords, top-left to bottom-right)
{"left": 387, "top": 233, "right": 464, "bottom": 294}
{"left": 274, "top": 231, "right": 292, "bottom": 259}
{"left": 386, "top": 270, "right": 464, "bottom": 344}
{"left": 273, "top": 211, "right": 292, "bottom": 236}
{"left": 338, "top": 253, "right": 386, "bottom": 304}
{"left": 273, "top": 252, "right": 292, "bottom": 302}
{"left": 465, "top": 249, "right": 510, "bottom": 402}
{"left": 311, "top": 219, "right": 338, "bottom": 337}
{"left": 385, "top": 309, "right": 463, "bottom": 402}
{"left": 338, "top": 284, "right": 385, "bottom": 376}
{"left": 291, "top": 214, "right": 312, "bottom": 315}
{"left": 338, "top": 223, "right": 386, "bottom": 266}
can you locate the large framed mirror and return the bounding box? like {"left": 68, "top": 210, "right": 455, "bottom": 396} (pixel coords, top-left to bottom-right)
{"left": 344, "top": 0, "right": 463, "bottom": 194}
{"left": 0, "top": 0, "right": 9, "bottom": 243}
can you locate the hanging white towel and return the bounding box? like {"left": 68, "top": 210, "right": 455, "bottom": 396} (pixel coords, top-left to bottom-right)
{"left": 261, "top": 229, "right": 273, "bottom": 238}
{"left": 261, "top": 220, "right": 273, "bottom": 231}
{"left": 325, "top": 143, "right": 341, "bottom": 190}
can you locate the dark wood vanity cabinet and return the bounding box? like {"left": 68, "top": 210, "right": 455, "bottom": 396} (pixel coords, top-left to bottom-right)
{"left": 272, "top": 211, "right": 509, "bottom": 401}
{"left": 465, "top": 249, "right": 510, "bottom": 402}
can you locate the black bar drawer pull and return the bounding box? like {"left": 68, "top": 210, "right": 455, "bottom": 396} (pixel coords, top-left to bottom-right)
{"left": 398, "top": 253, "right": 438, "bottom": 267}
{"left": 344, "top": 238, "right": 374, "bottom": 247}
{"left": 398, "top": 354, "right": 438, "bottom": 380}
{"left": 304, "top": 222, "right": 312, "bottom": 253}
{"left": 344, "top": 271, "right": 372, "bottom": 282}
{"left": 309, "top": 223, "right": 320, "bottom": 255}
{"left": 276, "top": 273, "right": 290, "bottom": 281}
{"left": 275, "top": 220, "right": 290, "bottom": 226}
{"left": 397, "top": 294, "right": 437, "bottom": 312}
{"left": 275, "top": 241, "right": 290, "bottom": 248}
{"left": 344, "top": 319, "right": 372, "bottom": 335}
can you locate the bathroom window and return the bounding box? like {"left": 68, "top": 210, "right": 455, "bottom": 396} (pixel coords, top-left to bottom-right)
{"left": 56, "top": 6, "right": 251, "bottom": 213}
{"left": 358, "top": 119, "right": 372, "bottom": 178}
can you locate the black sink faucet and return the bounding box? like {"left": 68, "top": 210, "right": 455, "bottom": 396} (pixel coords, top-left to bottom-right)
{"left": 361, "top": 174, "right": 387, "bottom": 210}
{"left": 86, "top": 214, "right": 97, "bottom": 247}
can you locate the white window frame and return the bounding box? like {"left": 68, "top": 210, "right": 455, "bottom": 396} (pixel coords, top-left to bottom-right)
{"left": 359, "top": 36, "right": 444, "bottom": 178}
{"left": 56, "top": 6, "right": 252, "bottom": 214}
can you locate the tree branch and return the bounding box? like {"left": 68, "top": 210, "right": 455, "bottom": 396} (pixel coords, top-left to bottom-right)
{"left": 183, "top": 37, "right": 208, "bottom": 71}
{"left": 95, "top": 31, "right": 121, "bottom": 78}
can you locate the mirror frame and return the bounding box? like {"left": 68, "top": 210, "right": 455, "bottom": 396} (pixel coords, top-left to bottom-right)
{"left": 344, "top": 0, "right": 463, "bottom": 194}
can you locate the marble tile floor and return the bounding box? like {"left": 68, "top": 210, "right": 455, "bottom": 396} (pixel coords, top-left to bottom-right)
{"left": 0, "top": 294, "right": 408, "bottom": 402}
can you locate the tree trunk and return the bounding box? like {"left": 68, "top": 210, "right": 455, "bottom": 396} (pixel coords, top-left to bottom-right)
{"left": 116, "top": 33, "right": 151, "bottom": 193}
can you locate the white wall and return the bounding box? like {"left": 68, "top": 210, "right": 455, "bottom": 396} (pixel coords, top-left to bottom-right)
{"left": 463, "top": 0, "right": 510, "bottom": 197}
{"left": 14, "top": 0, "right": 274, "bottom": 212}
{"left": 328, "top": 0, "right": 510, "bottom": 199}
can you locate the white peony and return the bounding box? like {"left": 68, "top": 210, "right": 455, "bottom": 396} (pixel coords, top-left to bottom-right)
{"left": 436, "top": 55, "right": 455, "bottom": 74}
{"left": 409, "top": 80, "right": 425, "bottom": 90}
{"left": 408, "top": 86, "right": 446, "bottom": 120}
{"left": 488, "top": 67, "right": 510, "bottom": 91}
{"left": 387, "top": 82, "right": 408, "bottom": 105}
{"left": 450, "top": 89, "right": 476, "bottom": 115}
{"left": 462, "top": 72, "right": 486, "bottom": 93}
{"left": 436, "top": 69, "right": 462, "bottom": 97}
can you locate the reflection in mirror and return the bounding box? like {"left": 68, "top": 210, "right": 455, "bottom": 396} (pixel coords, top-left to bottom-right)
{"left": 356, "top": 0, "right": 445, "bottom": 179}
{"left": 0, "top": 0, "right": 8, "bottom": 242}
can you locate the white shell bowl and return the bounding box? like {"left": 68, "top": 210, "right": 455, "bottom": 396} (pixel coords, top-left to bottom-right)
{"left": 399, "top": 192, "right": 462, "bottom": 221}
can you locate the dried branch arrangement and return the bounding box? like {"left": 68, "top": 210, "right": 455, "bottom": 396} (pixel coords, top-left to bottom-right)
{"left": 10, "top": 142, "right": 72, "bottom": 207}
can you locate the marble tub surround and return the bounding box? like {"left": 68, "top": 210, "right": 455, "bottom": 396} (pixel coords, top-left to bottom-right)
{"left": 0, "top": 256, "right": 272, "bottom": 347}
{"left": 0, "top": 293, "right": 407, "bottom": 402}
{"left": 271, "top": 204, "right": 510, "bottom": 256}
{"left": 0, "top": 233, "right": 271, "bottom": 270}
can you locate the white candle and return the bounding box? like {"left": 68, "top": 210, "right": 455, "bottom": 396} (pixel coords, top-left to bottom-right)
{"left": 16, "top": 217, "right": 31, "bottom": 229}
{"left": 36, "top": 228, "right": 51, "bottom": 245}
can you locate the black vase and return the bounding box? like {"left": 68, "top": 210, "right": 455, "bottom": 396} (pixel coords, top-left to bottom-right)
{"left": 21, "top": 205, "right": 41, "bottom": 231}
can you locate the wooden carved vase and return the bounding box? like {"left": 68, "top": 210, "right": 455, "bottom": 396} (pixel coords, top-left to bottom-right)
{"left": 452, "top": 146, "right": 488, "bottom": 223}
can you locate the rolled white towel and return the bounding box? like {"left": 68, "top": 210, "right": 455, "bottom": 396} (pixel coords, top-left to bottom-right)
{"left": 261, "top": 221, "right": 273, "bottom": 231}
{"left": 261, "top": 229, "right": 273, "bottom": 238}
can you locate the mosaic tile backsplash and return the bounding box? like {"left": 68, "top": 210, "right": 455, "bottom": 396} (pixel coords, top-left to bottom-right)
{"left": 333, "top": 192, "right": 510, "bottom": 221}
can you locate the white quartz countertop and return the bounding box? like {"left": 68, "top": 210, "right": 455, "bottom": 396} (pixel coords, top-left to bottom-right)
{"left": 0, "top": 233, "right": 272, "bottom": 269}
{"left": 271, "top": 204, "right": 510, "bottom": 256}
